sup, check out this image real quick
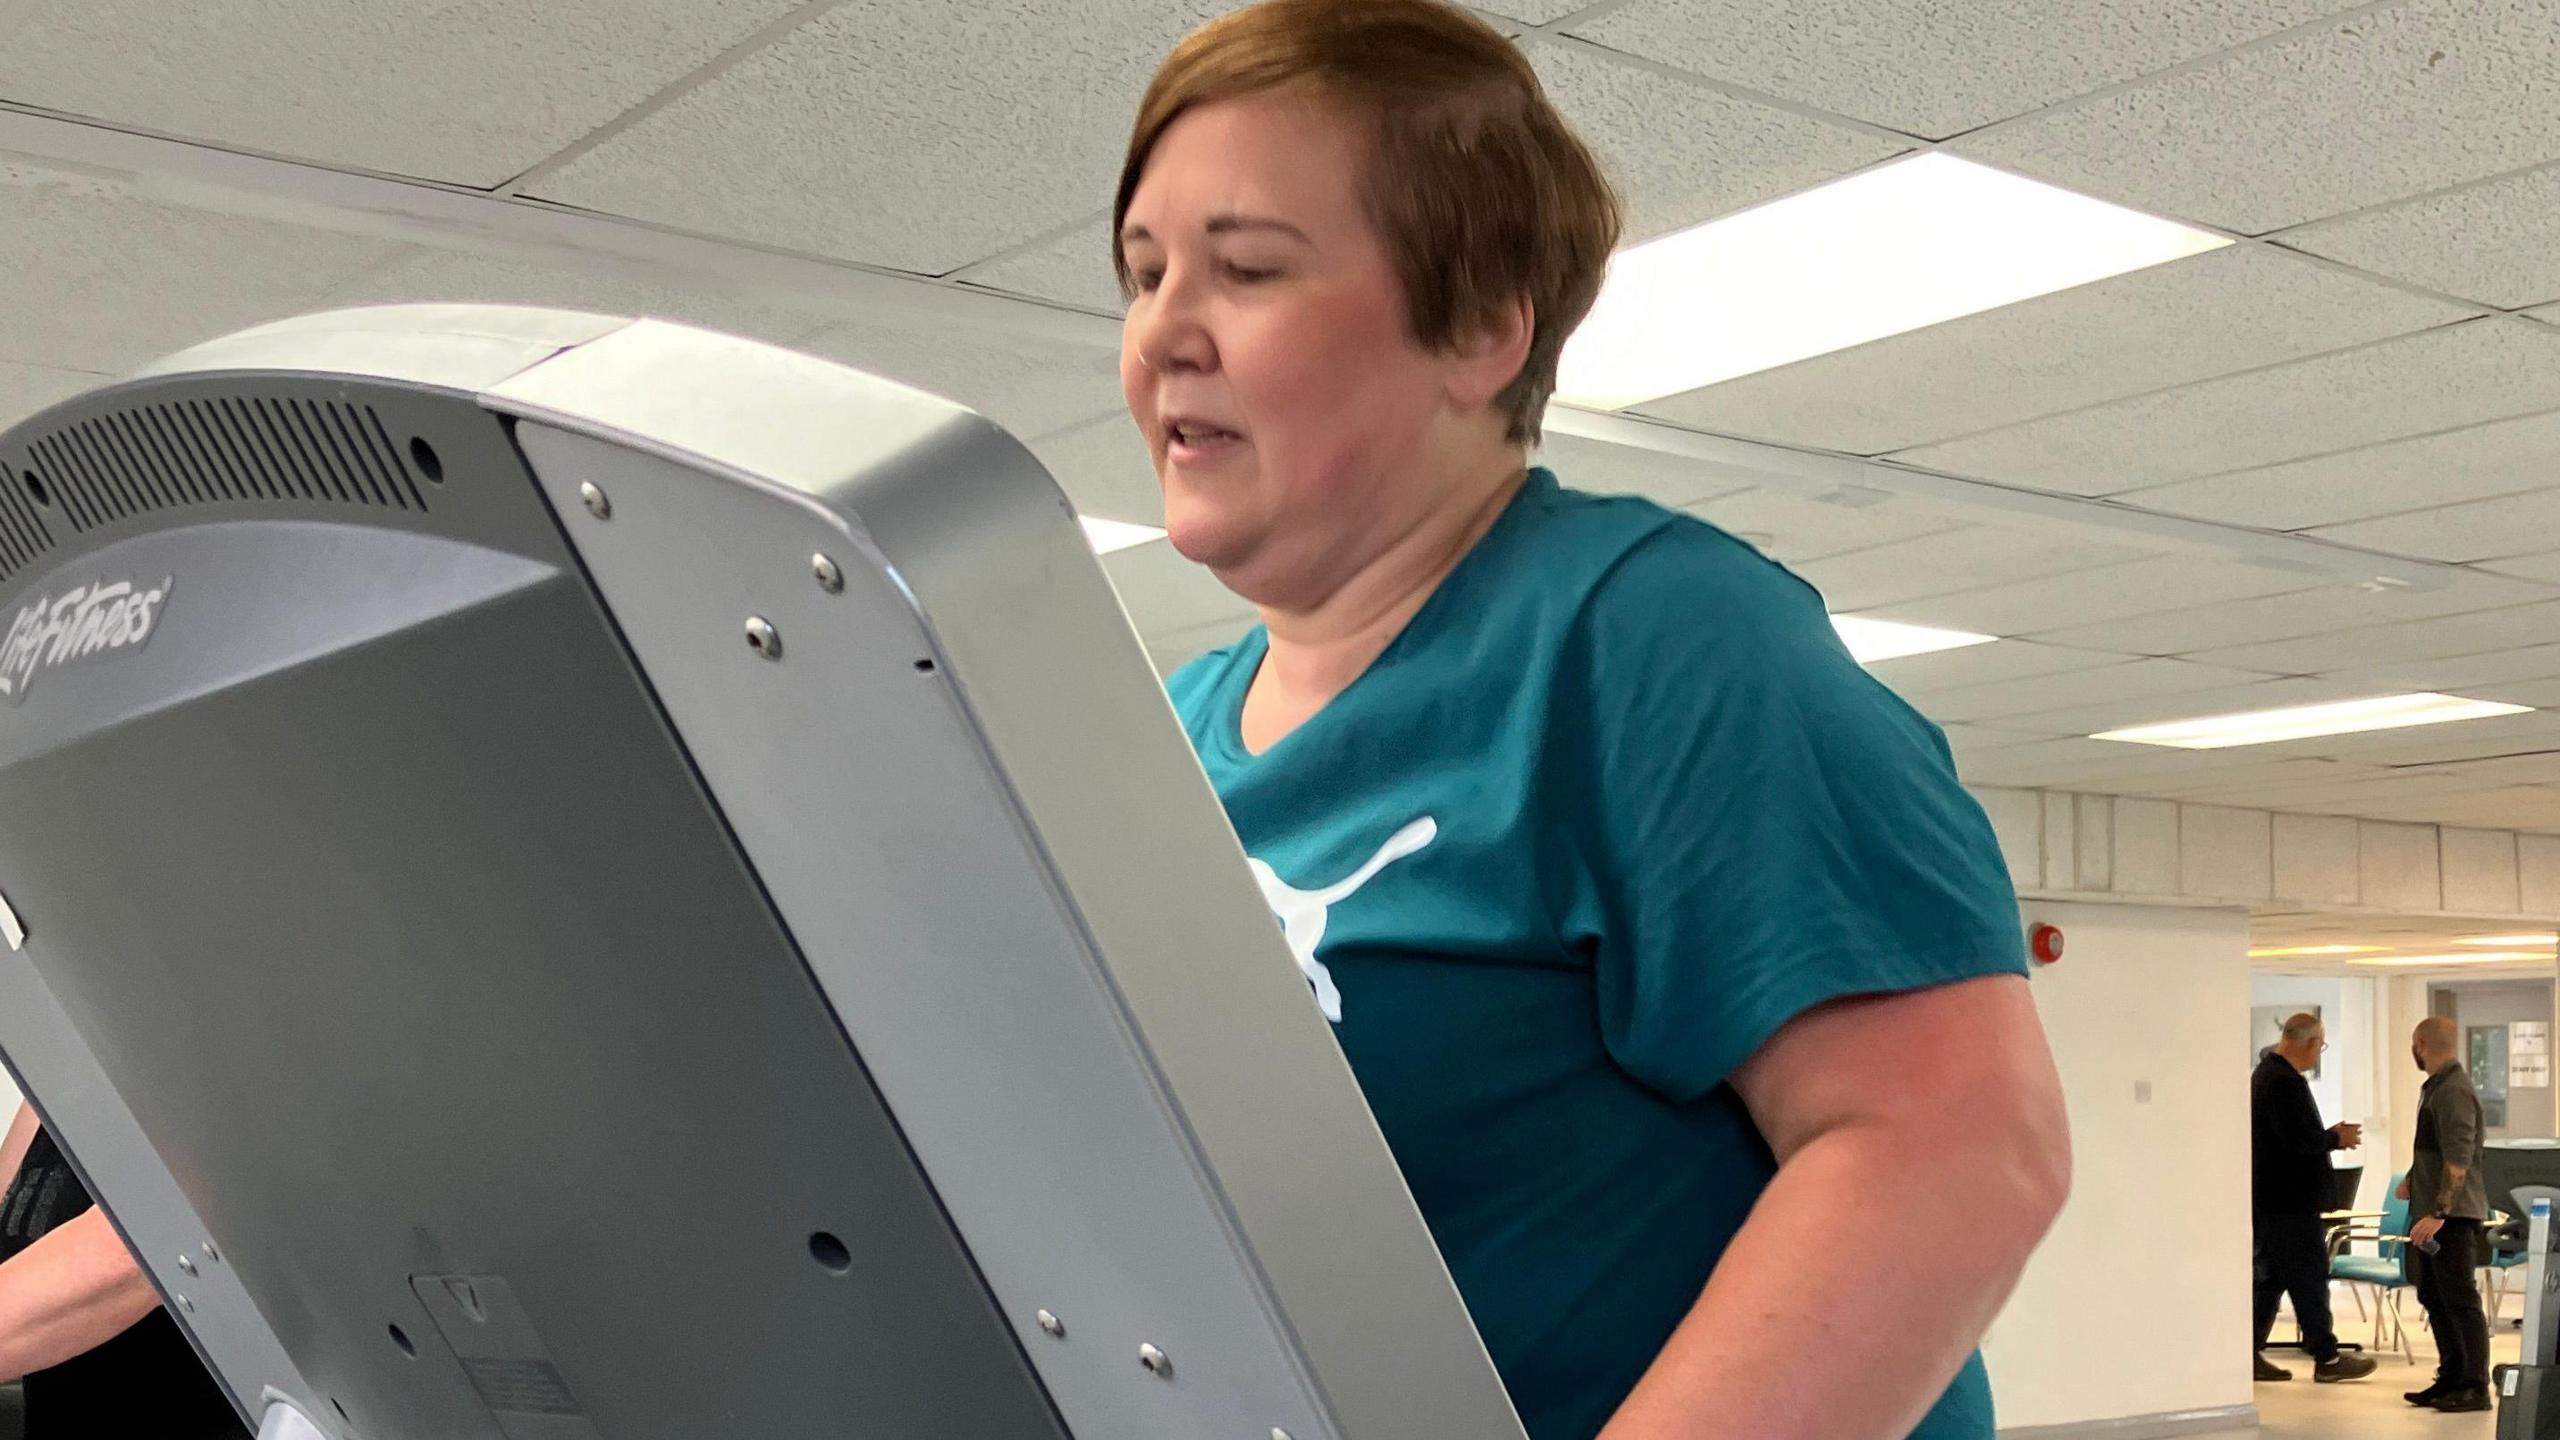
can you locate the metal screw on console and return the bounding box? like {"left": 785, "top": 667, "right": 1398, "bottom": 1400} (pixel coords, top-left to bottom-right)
{"left": 745, "top": 617, "right": 782, "bottom": 660}
{"left": 1138, "top": 1344, "right": 1172, "bottom": 1379}
{"left": 1036, "top": 1310, "right": 1065, "bottom": 1339}
{"left": 813, "top": 553, "right": 844, "bottom": 594}
{"left": 579, "top": 482, "right": 611, "bottom": 519}
{"left": 177, "top": 1255, "right": 198, "bottom": 1276}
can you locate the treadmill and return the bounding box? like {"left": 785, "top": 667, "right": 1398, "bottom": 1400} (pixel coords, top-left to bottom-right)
{"left": 0, "top": 306, "right": 1526, "bottom": 1440}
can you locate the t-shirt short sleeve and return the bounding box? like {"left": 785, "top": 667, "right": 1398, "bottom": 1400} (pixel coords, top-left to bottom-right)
{"left": 1569, "top": 521, "right": 2028, "bottom": 1103}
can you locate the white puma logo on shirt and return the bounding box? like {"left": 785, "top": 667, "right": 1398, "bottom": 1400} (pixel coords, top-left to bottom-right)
{"left": 1248, "top": 817, "right": 1438, "bottom": 1023}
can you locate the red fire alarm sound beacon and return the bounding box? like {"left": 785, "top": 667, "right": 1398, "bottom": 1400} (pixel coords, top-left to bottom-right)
{"left": 2028, "top": 924, "right": 2065, "bottom": 966}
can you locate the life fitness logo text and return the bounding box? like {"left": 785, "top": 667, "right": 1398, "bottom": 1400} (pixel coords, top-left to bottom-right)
{"left": 0, "top": 577, "right": 173, "bottom": 704}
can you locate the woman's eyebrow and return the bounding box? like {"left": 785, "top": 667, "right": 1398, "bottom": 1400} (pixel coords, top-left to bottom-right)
{"left": 1120, "top": 214, "right": 1313, "bottom": 246}
{"left": 1205, "top": 213, "right": 1313, "bottom": 242}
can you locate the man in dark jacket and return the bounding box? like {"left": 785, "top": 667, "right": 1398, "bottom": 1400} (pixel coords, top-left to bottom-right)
{"left": 2252, "top": 1012, "right": 2376, "bottom": 1383}
{"left": 2403, "top": 1016, "right": 2494, "bottom": 1413}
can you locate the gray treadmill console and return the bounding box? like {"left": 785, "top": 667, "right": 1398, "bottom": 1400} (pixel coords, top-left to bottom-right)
{"left": 0, "top": 306, "right": 1526, "bottom": 1440}
{"left": 2501, "top": 1200, "right": 2560, "bottom": 1437}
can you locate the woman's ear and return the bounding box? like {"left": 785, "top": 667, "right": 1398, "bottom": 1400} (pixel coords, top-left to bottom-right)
{"left": 1446, "top": 294, "right": 1535, "bottom": 411}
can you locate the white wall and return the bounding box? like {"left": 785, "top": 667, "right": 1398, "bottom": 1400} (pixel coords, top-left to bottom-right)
{"left": 1985, "top": 900, "right": 2253, "bottom": 1431}
{"left": 2389, "top": 976, "right": 2430, "bottom": 1190}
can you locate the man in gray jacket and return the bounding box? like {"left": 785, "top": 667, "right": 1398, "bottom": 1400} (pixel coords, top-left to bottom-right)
{"left": 2403, "top": 1016, "right": 2493, "bottom": 1413}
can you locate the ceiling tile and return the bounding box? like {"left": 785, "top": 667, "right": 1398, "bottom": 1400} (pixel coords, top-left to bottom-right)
{"left": 1955, "top": 0, "right": 2560, "bottom": 235}
{"left": 1641, "top": 246, "right": 2465, "bottom": 455}
{"left": 2536, "top": 303, "right": 2560, "bottom": 327}
{"left": 532, "top": 0, "right": 1225, "bottom": 274}
{"left": 1474, "top": 0, "right": 1586, "bottom": 22}
{"left": 1867, "top": 640, "right": 2134, "bottom": 696}
{"left": 2315, "top": 640, "right": 2560, "bottom": 694}
{"left": 1787, "top": 525, "right": 2153, "bottom": 612}
{"left": 0, "top": 360, "right": 110, "bottom": 435}
{"left": 1100, "top": 539, "right": 1252, "bottom": 639}
{"left": 2256, "top": 764, "right": 2529, "bottom": 800}
{"left": 1892, "top": 320, "right": 2560, "bottom": 496}
{"left": 1953, "top": 737, "right": 2314, "bottom": 792}
{"left": 1528, "top": 41, "right": 1905, "bottom": 245}
{"left": 2269, "top": 708, "right": 2560, "bottom": 762}
{"left": 2308, "top": 488, "right": 2560, "bottom": 563}
{"left": 2213, "top": 770, "right": 2525, "bottom": 811}
{"left": 959, "top": 218, "right": 1126, "bottom": 316}
{"left": 0, "top": 0, "right": 805, "bottom": 187}
{"left": 2429, "top": 754, "right": 2560, "bottom": 787}
{"left": 794, "top": 316, "right": 1125, "bottom": 441}
{"left": 2483, "top": 551, "right": 2560, "bottom": 585}
{"left": 1860, "top": 553, "right": 2322, "bottom": 637}
{"left": 1935, "top": 722, "right": 2054, "bottom": 757}
{"left": 1917, "top": 658, "right": 2288, "bottom": 725}
{"left": 315, "top": 248, "right": 825, "bottom": 345}
{"left": 1969, "top": 676, "right": 2374, "bottom": 740}
{"left": 2473, "top": 677, "right": 2560, "bottom": 708}
{"left": 0, "top": 169, "right": 404, "bottom": 374}
{"left": 1681, "top": 487, "right": 1959, "bottom": 563}
{"left": 2118, "top": 758, "right": 2387, "bottom": 798}
{"left": 2281, "top": 165, "right": 2560, "bottom": 309}
{"left": 1538, "top": 434, "right": 1752, "bottom": 510}
{"left": 1027, "top": 412, "right": 1161, "bottom": 525}
{"left": 1567, "top": 0, "right": 2362, "bottom": 140}
{"left": 2028, "top": 570, "right": 2555, "bottom": 654}
{"left": 2185, "top": 597, "right": 2560, "bottom": 674}
{"left": 1951, "top": 734, "right": 2188, "bottom": 775}
{"left": 2118, "top": 406, "right": 2560, "bottom": 529}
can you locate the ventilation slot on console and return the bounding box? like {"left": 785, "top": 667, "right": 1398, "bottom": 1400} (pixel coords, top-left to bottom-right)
{"left": 25, "top": 398, "right": 431, "bottom": 539}
{"left": 0, "top": 462, "right": 50, "bottom": 588}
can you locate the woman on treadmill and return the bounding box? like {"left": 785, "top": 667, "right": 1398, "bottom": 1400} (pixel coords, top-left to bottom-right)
{"left": 0, "top": 1103, "right": 248, "bottom": 1438}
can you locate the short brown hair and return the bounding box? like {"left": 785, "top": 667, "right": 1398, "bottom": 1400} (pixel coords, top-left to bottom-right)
{"left": 1115, "top": 0, "right": 1622, "bottom": 445}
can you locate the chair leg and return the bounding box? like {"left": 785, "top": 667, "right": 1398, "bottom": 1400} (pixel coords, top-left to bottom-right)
{"left": 2351, "top": 1283, "right": 2369, "bottom": 1321}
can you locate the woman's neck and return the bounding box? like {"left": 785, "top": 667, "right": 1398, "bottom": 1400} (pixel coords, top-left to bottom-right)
{"left": 1238, "top": 457, "right": 1526, "bottom": 751}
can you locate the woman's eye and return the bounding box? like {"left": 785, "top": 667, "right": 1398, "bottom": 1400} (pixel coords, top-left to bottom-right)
{"left": 1224, "top": 263, "right": 1279, "bottom": 284}
{"left": 1131, "top": 269, "right": 1165, "bottom": 292}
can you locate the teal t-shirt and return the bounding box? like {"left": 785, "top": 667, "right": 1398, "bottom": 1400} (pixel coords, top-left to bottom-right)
{"left": 1166, "top": 468, "right": 2027, "bottom": 1440}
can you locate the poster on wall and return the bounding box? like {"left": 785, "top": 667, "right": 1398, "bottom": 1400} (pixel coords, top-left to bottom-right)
{"left": 2514, "top": 1022, "right": 2552, "bottom": 1090}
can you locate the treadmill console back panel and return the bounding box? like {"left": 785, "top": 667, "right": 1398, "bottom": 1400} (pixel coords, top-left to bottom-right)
{"left": 0, "top": 374, "right": 1066, "bottom": 1440}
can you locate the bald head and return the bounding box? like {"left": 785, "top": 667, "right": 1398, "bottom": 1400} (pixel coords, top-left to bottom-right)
{"left": 2414, "top": 1016, "right": 2459, "bottom": 1070}
{"left": 2277, "top": 1012, "right": 2326, "bottom": 1071}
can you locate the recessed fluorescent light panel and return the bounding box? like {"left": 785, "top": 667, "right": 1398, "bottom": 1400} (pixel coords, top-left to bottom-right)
{"left": 1081, "top": 516, "right": 1167, "bottom": 555}
{"left": 2092, "top": 693, "right": 2532, "bottom": 751}
{"left": 1832, "top": 614, "right": 1996, "bottom": 665}
{"left": 1555, "top": 152, "right": 2232, "bottom": 410}
{"left": 2459, "top": 934, "right": 2559, "bottom": 948}
{"left": 2348, "top": 952, "right": 2550, "bottom": 968}
{"left": 2249, "top": 944, "right": 2390, "bottom": 958}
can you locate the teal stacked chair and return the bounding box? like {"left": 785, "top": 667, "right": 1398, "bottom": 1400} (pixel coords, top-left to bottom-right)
{"left": 2330, "top": 1171, "right": 2418, "bottom": 1365}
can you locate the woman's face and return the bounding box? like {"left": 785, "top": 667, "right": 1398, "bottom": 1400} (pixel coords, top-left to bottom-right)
{"left": 1119, "top": 90, "right": 1478, "bottom": 603}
